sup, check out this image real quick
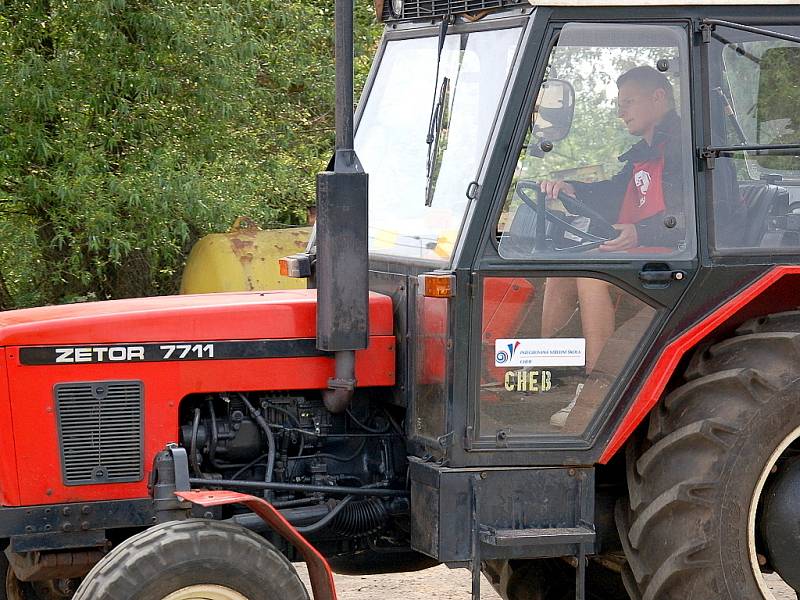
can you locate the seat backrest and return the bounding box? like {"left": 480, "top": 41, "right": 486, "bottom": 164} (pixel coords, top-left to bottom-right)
{"left": 498, "top": 202, "right": 537, "bottom": 258}
{"left": 739, "top": 183, "right": 789, "bottom": 246}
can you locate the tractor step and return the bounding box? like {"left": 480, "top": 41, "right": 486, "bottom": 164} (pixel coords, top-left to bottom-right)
{"left": 480, "top": 525, "right": 596, "bottom": 547}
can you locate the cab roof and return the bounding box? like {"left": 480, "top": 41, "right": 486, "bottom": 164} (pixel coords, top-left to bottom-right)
{"left": 530, "top": 1, "right": 796, "bottom": 5}
{"left": 379, "top": 0, "right": 796, "bottom": 25}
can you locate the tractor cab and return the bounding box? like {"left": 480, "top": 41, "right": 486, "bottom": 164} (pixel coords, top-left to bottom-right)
{"left": 347, "top": 2, "right": 800, "bottom": 596}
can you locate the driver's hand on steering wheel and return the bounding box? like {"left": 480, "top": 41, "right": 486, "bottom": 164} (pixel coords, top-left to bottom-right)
{"left": 600, "top": 223, "right": 638, "bottom": 251}
{"left": 540, "top": 180, "right": 576, "bottom": 200}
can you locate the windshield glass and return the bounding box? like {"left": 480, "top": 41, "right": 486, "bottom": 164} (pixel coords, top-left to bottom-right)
{"left": 355, "top": 26, "right": 522, "bottom": 263}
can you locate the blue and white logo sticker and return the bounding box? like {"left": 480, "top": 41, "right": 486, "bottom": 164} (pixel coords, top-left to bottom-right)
{"left": 494, "top": 338, "right": 586, "bottom": 367}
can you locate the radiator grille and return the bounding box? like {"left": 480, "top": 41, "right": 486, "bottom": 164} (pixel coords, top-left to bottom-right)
{"left": 56, "top": 381, "right": 143, "bottom": 486}
{"left": 382, "top": 0, "right": 525, "bottom": 21}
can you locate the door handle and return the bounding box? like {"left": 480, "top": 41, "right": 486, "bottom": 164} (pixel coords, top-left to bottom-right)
{"left": 639, "top": 267, "right": 686, "bottom": 286}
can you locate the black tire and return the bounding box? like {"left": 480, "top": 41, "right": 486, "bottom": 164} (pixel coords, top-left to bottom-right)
{"left": 3, "top": 549, "right": 40, "bottom": 600}
{"left": 616, "top": 312, "right": 800, "bottom": 600}
{"left": 5, "top": 570, "right": 34, "bottom": 600}
{"left": 72, "top": 520, "right": 309, "bottom": 600}
{"left": 481, "top": 558, "right": 630, "bottom": 600}
{"left": 685, "top": 311, "right": 800, "bottom": 383}
{"left": 0, "top": 551, "right": 9, "bottom": 600}
{"left": 6, "top": 576, "right": 69, "bottom": 600}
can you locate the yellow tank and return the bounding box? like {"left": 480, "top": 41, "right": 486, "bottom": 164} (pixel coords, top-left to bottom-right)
{"left": 180, "top": 217, "right": 311, "bottom": 294}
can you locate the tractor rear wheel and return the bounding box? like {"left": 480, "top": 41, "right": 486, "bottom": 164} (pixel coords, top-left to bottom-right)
{"left": 72, "top": 520, "right": 309, "bottom": 600}
{"left": 616, "top": 312, "right": 800, "bottom": 600}
{"left": 481, "top": 557, "right": 629, "bottom": 600}
{"left": 482, "top": 558, "right": 573, "bottom": 600}
{"left": 7, "top": 577, "right": 75, "bottom": 600}
{"left": 4, "top": 552, "right": 73, "bottom": 600}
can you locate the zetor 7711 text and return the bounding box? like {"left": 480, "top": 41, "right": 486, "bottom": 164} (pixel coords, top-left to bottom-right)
{"left": 1, "top": 2, "right": 800, "bottom": 600}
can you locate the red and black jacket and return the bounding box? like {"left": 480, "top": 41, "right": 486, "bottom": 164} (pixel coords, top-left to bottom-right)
{"left": 570, "top": 110, "right": 685, "bottom": 248}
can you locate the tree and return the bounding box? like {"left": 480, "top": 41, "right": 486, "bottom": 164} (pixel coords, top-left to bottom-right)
{"left": 0, "top": 0, "right": 380, "bottom": 307}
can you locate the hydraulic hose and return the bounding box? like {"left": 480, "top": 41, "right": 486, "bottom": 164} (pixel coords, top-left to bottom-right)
{"left": 190, "top": 408, "right": 208, "bottom": 479}
{"left": 296, "top": 496, "right": 354, "bottom": 534}
{"left": 188, "top": 477, "right": 407, "bottom": 497}
{"left": 231, "top": 497, "right": 388, "bottom": 537}
{"left": 239, "top": 394, "right": 276, "bottom": 491}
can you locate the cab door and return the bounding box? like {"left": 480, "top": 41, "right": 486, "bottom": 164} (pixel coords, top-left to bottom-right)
{"left": 467, "top": 21, "right": 698, "bottom": 456}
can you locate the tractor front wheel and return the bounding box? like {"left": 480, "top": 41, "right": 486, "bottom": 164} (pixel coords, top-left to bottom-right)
{"left": 72, "top": 520, "right": 309, "bottom": 600}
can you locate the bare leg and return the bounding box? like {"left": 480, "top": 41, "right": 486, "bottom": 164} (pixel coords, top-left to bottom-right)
{"left": 549, "top": 278, "right": 615, "bottom": 429}
{"left": 575, "top": 278, "right": 615, "bottom": 373}
{"left": 541, "top": 278, "right": 578, "bottom": 338}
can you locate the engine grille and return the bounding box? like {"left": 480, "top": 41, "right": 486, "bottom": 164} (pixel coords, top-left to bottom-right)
{"left": 382, "top": 0, "right": 526, "bottom": 21}
{"left": 55, "top": 381, "right": 143, "bottom": 486}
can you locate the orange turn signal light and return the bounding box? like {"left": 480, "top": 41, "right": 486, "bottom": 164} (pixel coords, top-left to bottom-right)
{"left": 421, "top": 272, "right": 455, "bottom": 298}
{"left": 278, "top": 254, "right": 312, "bottom": 278}
{"left": 278, "top": 258, "right": 290, "bottom": 277}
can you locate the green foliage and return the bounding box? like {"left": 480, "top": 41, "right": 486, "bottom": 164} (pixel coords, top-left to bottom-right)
{"left": 0, "top": 0, "right": 381, "bottom": 306}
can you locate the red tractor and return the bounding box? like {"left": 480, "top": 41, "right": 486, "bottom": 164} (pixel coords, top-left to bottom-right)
{"left": 2, "top": 1, "right": 800, "bottom": 600}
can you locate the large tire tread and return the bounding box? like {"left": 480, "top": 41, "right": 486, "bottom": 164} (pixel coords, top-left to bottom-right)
{"left": 73, "top": 519, "right": 308, "bottom": 600}
{"left": 685, "top": 332, "right": 800, "bottom": 382}
{"left": 736, "top": 310, "right": 800, "bottom": 334}
{"left": 617, "top": 316, "right": 800, "bottom": 600}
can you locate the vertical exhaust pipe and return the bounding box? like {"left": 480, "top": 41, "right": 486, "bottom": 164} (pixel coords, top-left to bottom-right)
{"left": 316, "top": 0, "right": 369, "bottom": 413}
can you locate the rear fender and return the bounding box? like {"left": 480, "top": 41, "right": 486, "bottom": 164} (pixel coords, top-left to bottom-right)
{"left": 601, "top": 265, "right": 800, "bottom": 463}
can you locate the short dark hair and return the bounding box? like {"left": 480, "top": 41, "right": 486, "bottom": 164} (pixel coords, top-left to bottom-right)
{"left": 617, "top": 65, "right": 675, "bottom": 106}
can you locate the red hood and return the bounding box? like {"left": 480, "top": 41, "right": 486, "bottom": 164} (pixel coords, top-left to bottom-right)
{"left": 0, "top": 290, "right": 393, "bottom": 346}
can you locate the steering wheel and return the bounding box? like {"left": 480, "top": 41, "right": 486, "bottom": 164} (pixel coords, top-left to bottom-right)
{"left": 514, "top": 180, "right": 620, "bottom": 252}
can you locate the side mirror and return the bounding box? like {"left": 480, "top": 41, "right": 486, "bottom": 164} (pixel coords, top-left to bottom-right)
{"left": 532, "top": 79, "right": 576, "bottom": 143}
{"left": 756, "top": 46, "right": 800, "bottom": 171}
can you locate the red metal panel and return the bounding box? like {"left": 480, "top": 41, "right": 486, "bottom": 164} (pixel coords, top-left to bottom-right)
{"left": 0, "top": 290, "right": 393, "bottom": 346}
{"left": 481, "top": 278, "right": 536, "bottom": 384}
{"left": 418, "top": 296, "right": 448, "bottom": 385}
{"left": 0, "top": 291, "right": 395, "bottom": 506}
{"left": 0, "top": 353, "right": 20, "bottom": 505}
{"left": 600, "top": 265, "right": 799, "bottom": 463}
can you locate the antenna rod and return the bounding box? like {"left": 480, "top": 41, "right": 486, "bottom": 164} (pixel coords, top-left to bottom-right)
{"left": 335, "top": 0, "right": 355, "bottom": 154}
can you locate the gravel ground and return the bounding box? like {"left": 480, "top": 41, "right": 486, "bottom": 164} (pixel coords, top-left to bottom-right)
{"left": 296, "top": 563, "right": 798, "bottom": 599}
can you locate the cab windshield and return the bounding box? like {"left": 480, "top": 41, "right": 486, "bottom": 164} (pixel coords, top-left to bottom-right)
{"left": 355, "top": 26, "right": 522, "bottom": 263}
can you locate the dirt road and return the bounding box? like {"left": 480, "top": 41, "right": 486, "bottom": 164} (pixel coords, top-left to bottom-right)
{"left": 296, "top": 563, "right": 797, "bottom": 599}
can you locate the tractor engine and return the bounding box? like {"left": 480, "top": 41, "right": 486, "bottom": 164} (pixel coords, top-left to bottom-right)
{"left": 177, "top": 392, "right": 409, "bottom": 556}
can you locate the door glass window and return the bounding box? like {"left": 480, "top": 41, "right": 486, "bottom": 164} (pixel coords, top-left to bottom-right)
{"left": 479, "top": 276, "right": 656, "bottom": 437}
{"left": 710, "top": 25, "right": 800, "bottom": 250}
{"left": 496, "top": 24, "right": 695, "bottom": 260}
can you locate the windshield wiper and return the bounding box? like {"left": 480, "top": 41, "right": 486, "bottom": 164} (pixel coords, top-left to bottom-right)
{"left": 426, "top": 76, "right": 450, "bottom": 206}
{"left": 424, "top": 18, "right": 449, "bottom": 204}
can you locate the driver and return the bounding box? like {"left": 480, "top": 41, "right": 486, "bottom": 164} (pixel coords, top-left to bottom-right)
{"left": 541, "top": 65, "right": 684, "bottom": 428}
{"left": 540, "top": 65, "right": 683, "bottom": 250}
